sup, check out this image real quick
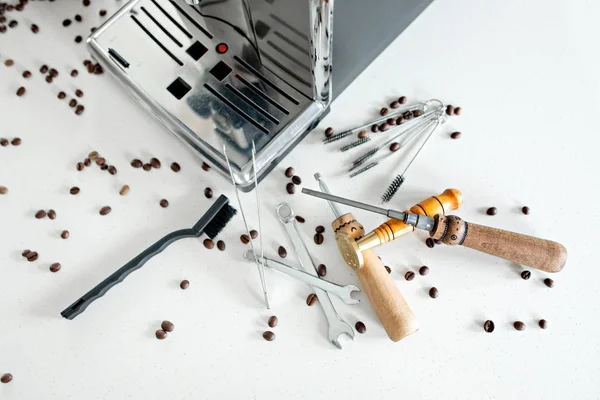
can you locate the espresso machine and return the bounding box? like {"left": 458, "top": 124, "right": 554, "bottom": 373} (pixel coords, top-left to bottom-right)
{"left": 88, "top": 0, "right": 432, "bottom": 190}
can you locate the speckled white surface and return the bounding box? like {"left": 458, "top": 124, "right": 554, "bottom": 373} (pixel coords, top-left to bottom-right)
{"left": 1, "top": 0, "right": 599, "bottom": 399}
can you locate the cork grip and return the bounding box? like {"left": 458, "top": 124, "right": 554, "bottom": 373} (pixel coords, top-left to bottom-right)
{"left": 333, "top": 214, "right": 419, "bottom": 342}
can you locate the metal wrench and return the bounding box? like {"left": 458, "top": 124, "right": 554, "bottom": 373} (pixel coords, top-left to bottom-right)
{"left": 243, "top": 250, "right": 360, "bottom": 305}
{"left": 276, "top": 203, "right": 355, "bottom": 349}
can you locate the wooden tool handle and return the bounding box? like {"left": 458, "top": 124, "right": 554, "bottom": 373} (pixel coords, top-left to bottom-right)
{"left": 433, "top": 215, "right": 567, "bottom": 272}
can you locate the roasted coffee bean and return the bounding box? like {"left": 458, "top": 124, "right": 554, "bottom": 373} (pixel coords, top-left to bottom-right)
{"left": 314, "top": 233, "right": 324, "bottom": 245}
{"left": 99, "top": 9, "right": 107, "bottom": 17}
{"left": 100, "top": 164, "right": 108, "bottom": 171}
{"left": 450, "top": 131, "right": 462, "bottom": 139}
{"left": 70, "top": 186, "right": 80, "bottom": 195}
{"left": 355, "top": 321, "right": 366, "bottom": 334}
{"left": 0, "top": 26, "right": 6, "bottom": 33}
{"left": 203, "top": 239, "right": 214, "bottom": 249}
{"left": 71, "top": 69, "right": 78, "bottom": 77}
{"left": 295, "top": 215, "right": 305, "bottom": 223}
{"left": 389, "top": 142, "right": 400, "bottom": 152}
{"left": 83, "top": 158, "right": 91, "bottom": 167}
{"left": 318, "top": 264, "right": 327, "bottom": 277}
{"left": 250, "top": 230, "right": 258, "bottom": 239}
{"left": 75, "top": 105, "right": 85, "bottom": 115}
{"left": 0, "top": 186, "right": 7, "bottom": 195}
{"left": 380, "top": 107, "right": 389, "bottom": 116}
{"left": 204, "top": 187, "right": 213, "bottom": 199}
{"left": 324, "top": 127, "right": 334, "bottom": 137}
{"left": 286, "top": 182, "right": 295, "bottom": 194}
{"left": 16, "top": 87, "right": 26, "bottom": 96}
{"left": 48, "top": 210, "right": 56, "bottom": 219}
{"left": 180, "top": 279, "right": 190, "bottom": 290}
{"left": 11, "top": 137, "right": 21, "bottom": 146}
{"left": 83, "top": 0, "right": 91, "bottom": 6}
{"left": 520, "top": 270, "right": 531, "bottom": 280}
{"left": 150, "top": 157, "right": 161, "bottom": 168}
{"left": 61, "top": 230, "right": 69, "bottom": 239}
{"left": 76, "top": 162, "right": 84, "bottom": 172}
{"left": 419, "top": 266, "right": 429, "bottom": 276}
{"left": 4, "top": 59, "right": 14, "bottom": 67}
{"left": 170, "top": 162, "right": 181, "bottom": 172}
{"left": 74, "top": 35, "right": 83, "bottom": 43}
{"left": 384, "top": 265, "right": 391, "bottom": 274}
{"left": 387, "top": 118, "right": 396, "bottom": 126}
{"left": 63, "top": 19, "right": 72, "bottom": 27}
{"left": 513, "top": 321, "right": 526, "bottom": 331}
{"left": 240, "top": 234, "right": 250, "bottom": 244}
{"left": 268, "top": 316, "right": 278, "bottom": 328}
{"left": 429, "top": 287, "right": 439, "bottom": 298}
{"left": 75, "top": 89, "right": 83, "bottom": 97}
{"left": 67, "top": 98, "right": 76, "bottom": 107}
{"left": 262, "top": 331, "right": 275, "bottom": 341}
{"left": 22, "top": 249, "right": 31, "bottom": 257}
{"left": 1, "top": 373, "right": 13, "bottom": 384}
{"left": 412, "top": 110, "right": 423, "bottom": 118}
{"left": 87, "top": 63, "right": 95, "bottom": 73}
{"left": 390, "top": 100, "right": 400, "bottom": 109}
{"left": 49, "top": 68, "right": 58, "bottom": 77}
{"left": 99, "top": 206, "right": 112, "bottom": 215}
{"left": 306, "top": 293, "right": 317, "bottom": 306}
{"left": 396, "top": 116, "right": 404, "bottom": 125}
{"left": 483, "top": 320, "right": 495, "bottom": 333}
{"left": 398, "top": 96, "right": 407, "bottom": 104}
{"left": 544, "top": 278, "right": 554, "bottom": 288}
{"left": 284, "top": 167, "right": 294, "bottom": 177}
{"left": 202, "top": 162, "right": 210, "bottom": 171}
{"left": 486, "top": 207, "right": 497, "bottom": 216}
{"left": 40, "top": 64, "right": 49, "bottom": 73}
{"left": 538, "top": 319, "right": 548, "bottom": 329}
{"left": 58, "top": 91, "right": 67, "bottom": 100}
{"left": 27, "top": 251, "right": 39, "bottom": 262}
{"left": 278, "top": 246, "right": 287, "bottom": 258}
{"left": 425, "top": 238, "right": 435, "bottom": 248}
{"left": 405, "top": 271, "right": 415, "bottom": 281}
{"left": 315, "top": 225, "right": 325, "bottom": 234}
{"left": 217, "top": 240, "right": 226, "bottom": 251}
{"left": 161, "top": 320, "right": 174, "bottom": 332}
{"left": 379, "top": 122, "right": 390, "bottom": 131}
{"left": 446, "top": 105, "right": 454, "bottom": 116}
{"left": 119, "top": 185, "right": 130, "bottom": 196}
{"left": 291, "top": 175, "right": 302, "bottom": 185}
{"left": 143, "top": 163, "right": 152, "bottom": 171}
{"left": 522, "top": 206, "right": 530, "bottom": 215}
{"left": 88, "top": 151, "right": 99, "bottom": 160}
{"left": 107, "top": 165, "right": 117, "bottom": 175}
{"left": 160, "top": 199, "right": 169, "bottom": 208}
{"left": 0, "top": 139, "right": 8, "bottom": 146}
{"left": 49, "top": 262, "right": 61, "bottom": 272}
{"left": 358, "top": 130, "right": 368, "bottom": 139}
{"left": 23, "top": 70, "right": 31, "bottom": 78}
{"left": 35, "top": 210, "right": 47, "bottom": 219}
{"left": 454, "top": 107, "right": 462, "bottom": 115}
{"left": 75, "top": 14, "right": 83, "bottom": 22}
{"left": 403, "top": 111, "right": 413, "bottom": 120}
{"left": 131, "top": 159, "right": 142, "bottom": 168}
{"left": 155, "top": 330, "right": 167, "bottom": 340}
{"left": 371, "top": 124, "right": 379, "bottom": 133}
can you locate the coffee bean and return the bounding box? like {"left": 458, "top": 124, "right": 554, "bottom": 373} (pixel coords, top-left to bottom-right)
{"left": 203, "top": 239, "right": 214, "bottom": 249}
{"left": 0, "top": 186, "right": 7, "bottom": 195}
{"left": 100, "top": 164, "right": 108, "bottom": 171}
{"left": 40, "top": 65, "right": 49, "bottom": 73}
{"left": 389, "top": 142, "right": 400, "bottom": 152}
{"left": 204, "top": 187, "right": 213, "bottom": 199}
{"left": 131, "top": 159, "right": 142, "bottom": 168}
{"left": 1, "top": 373, "right": 13, "bottom": 384}
{"left": 284, "top": 167, "right": 294, "bottom": 177}
{"left": 48, "top": 210, "right": 56, "bottom": 219}
{"left": 358, "top": 130, "right": 368, "bottom": 139}
{"left": 108, "top": 166, "right": 117, "bottom": 175}
{"left": 61, "top": 230, "right": 69, "bottom": 239}
{"left": 486, "top": 207, "right": 497, "bottom": 216}
{"left": 27, "top": 251, "right": 39, "bottom": 262}
{"left": 99, "top": 206, "right": 112, "bottom": 215}
{"left": 202, "top": 162, "right": 210, "bottom": 171}
{"left": 483, "top": 320, "right": 495, "bottom": 333}
{"left": 143, "top": 163, "right": 151, "bottom": 171}
{"left": 180, "top": 280, "right": 190, "bottom": 290}
{"left": 49, "top": 68, "right": 58, "bottom": 78}
{"left": 380, "top": 107, "right": 389, "bottom": 116}
{"left": 306, "top": 293, "right": 317, "bottom": 306}
{"left": 150, "top": 157, "right": 161, "bottom": 168}
{"left": 387, "top": 118, "right": 396, "bottom": 126}
{"left": 454, "top": 107, "right": 462, "bottom": 115}
{"left": 11, "top": 137, "right": 21, "bottom": 146}
{"left": 99, "top": 9, "right": 107, "bottom": 17}
{"left": 49, "top": 262, "right": 61, "bottom": 272}
{"left": 398, "top": 96, "right": 407, "bottom": 104}
{"left": 69, "top": 186, "right": 80, "bottom": 195}
{"left": 155, "top": 330, "right": 167, "bottom": 340}
{"left": 68, "top": 99, "right": 77, "bottom": 107}
{"left": 75, "top": 105, "right": 85, "bottom": 115}
{"left": 429, "top": 287, "right": 439, "bottom": 298}
{"left": 379, "top": 122, "right": 390, "bottom": 131}
{"left": 544, "top": 278, "right": 555, "bottom": 288}
{"left": 396, "top": 116, "right": 404, "bottom": 125}
{"left": 159, "top": 199, "right": 169, "bottom": 208}
{"left": 324, "top": 127, "right": 334, "bottom": 137}
{"left": 403, "top": 111, "right": 413, "bottom": 120}
{"left": 405, "top": 271, "right": 415, "bottom": 281}
{"left": 22, "top": 249, "right": 31, "bottom": 257}
{"left": 385, "top": 266, "right": 391, "bottom": 274}
{"left": 291, "top": 175, "right": 302, "bottom": 185}
{"left": 75, "top": 36, "right": 82, "bottom": 43}
{"left": 315, "top": 225, "right": 325, "bottom": 233}
{"left": 262, "top": 331, "right": 275, "bottom": 341}
{"left": 314, "top": 233, "right": 324, "bottom": 245}
{"left": 419, "top": 266, "right": 429, "bottom": 276}
{"left": 75, "top": 89, "right": 83, "bottom": 97}
{"left": 240, "top": 234, "right": 250, "bottom": 244}
{"left": 446, "top": 105, "right": 454, "bottom": 116}
{"left": 170, "top": 162, "right": 181, "bottom": 172}
{"left": 35, "top": 210, "right": 47, "bottom": 219}
{"left": 119, "top": 185, "right": 130, "bottom": 196}
{"left": 4, "top": 59, "right": 14, "bottom": 67}
{"left": 538, "top": 319, "right": 548, "bottom": 329}
{"left": 450, "top": 131, "right": 462, "bottom": 139}
{"left": 161, "top": 320, "right": 174, "bottom": 332}
{"left": 250, "top": 230, "right": 258, "bottom": 239}
{"left": 88, "top": 151, "right": 99, "bottom": 160}
{"left": 295, "top": 215, "right": 305, "bottom": 223}
{"left": 83, "top": 0, "right": 91, "bottom": 6}
{"left": 522, "top": 206, "right": 530, "bottom": 215}
{"left": 412, "top": 110, "right": 423, "bottom": 118}
{"left": 75, "top": 14, "right": 83, "bottom": 22}
{"left": 425, "top": 238, "right": 435, "bottom": 248}
{"left": 355, "top": 321, "right": 366, "bottom": 334}
{"left": 217, "top": 240, "right": 226, "bottom": 251}
{"left": 87, "top": 64, "right": 95, "bottom": 73}
{"left": 286, "top": 182, "right": 295, "bottom": 194}
{"left": 63, "top": 19, "right": 72, "bottom": 27}
{"left": 318, "top": 264, "right": 326, "bottom": 277}
{"left": 268, "top": 315, "right": 278, "bottom": 328}
{"left": 58, "top": 91, "right": 67, "bottom": 100}
{"left": 371, "top": 124, "right": 379, "bottom": 133}
{"left": 278, "top": 246, "right": 287, "bottom": 258}
{"left": 16, "top": 87, "right": 25, "bottom": 96}
{"left": 520, "top": 270, "right": 531, "bottom": 280}
{"left": 390, "top": 100, "right": 400, "bottom": 109}
{"left": 513, "top": 321, "right": 526, "bottom": 331}
{"left": 83, "top": 158, "right": 91, "bottom": 167}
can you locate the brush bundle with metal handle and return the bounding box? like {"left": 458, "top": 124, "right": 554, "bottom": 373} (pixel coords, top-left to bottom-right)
{"left": 61, "top": 195, "right": 237, "bottom": 320}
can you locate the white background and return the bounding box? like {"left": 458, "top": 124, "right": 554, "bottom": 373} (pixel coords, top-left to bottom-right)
{"left": 1, "top": 0, "right": 599, "bottom": 399}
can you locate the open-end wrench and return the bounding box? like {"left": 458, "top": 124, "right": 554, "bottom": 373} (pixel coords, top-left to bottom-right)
{"left": 276, "top": 203, "right": 355, "bottom": 349}
{"left": 243, "top": 250, "right": 360, "bottom": 305}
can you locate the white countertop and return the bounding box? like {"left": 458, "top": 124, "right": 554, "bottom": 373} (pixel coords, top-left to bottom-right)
{"left": 1, "top": 0, "right": 599, "bottom": 399}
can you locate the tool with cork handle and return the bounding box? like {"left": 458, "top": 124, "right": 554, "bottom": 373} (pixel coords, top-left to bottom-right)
{"left": 313, "top": 174, "right": 464, "bottom": 342}
{"left": 302, "top": 188, "right": 568, "bottom": 273}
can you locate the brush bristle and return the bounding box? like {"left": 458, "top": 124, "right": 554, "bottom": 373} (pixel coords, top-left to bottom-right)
{"left": 204, "top": 203, "right": 237, "bottom": 239}
{"left": 341, "top": 137, "right": 370, "bottom": 152}
{"left": 381, "top": 175, "right": 405, "bottom": 203}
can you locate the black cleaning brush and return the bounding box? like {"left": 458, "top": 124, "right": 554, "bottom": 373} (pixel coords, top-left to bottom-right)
{"left": 381, "top": 175, "right": 405, "bottom": 203}
{"left": 61, "top": 195, "right": 237, "bottom": 320}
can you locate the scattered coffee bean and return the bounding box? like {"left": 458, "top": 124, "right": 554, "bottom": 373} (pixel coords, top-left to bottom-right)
{"left": 0, "top": 186, "right": 7, "bottom": 195}
{"left": 358, "top": 130, "right": 368, "bottom": 139}
{"left": 58, "top": 91, "right": 67, "bottom": 100}
{"left": 544, "top": 278, "right": 555, "bottom": 288}
{"left": 315, "top": 225, "right": 325, "bottom": 233}
{"left": 170, "top": 162, "right": 181, "bottom": 172}
{"left": 262, "top": 331, "right": 275, "bottom": 341}
{"left": 143, "top": 163, "right": 152, "bottom": 171}
{"left": 49, "top": 262, "right": 61, "bottom": 272}
{"left": 278, "top": 246, "right": 287, "bottom": 258}
{"left": 35, "top": 210, "right": 47, "bottom": 219}
{"left": 100, "top": 164, "right": 108, "bottom": 171}
{"left": 108, "top": 166, "right": 117, "bottom": 175}
{"left": 486, "top": 207, "right": 498, "bottom": 216}
{"left": 83, "top": 0, "right": 91, "bottom": 7}
{"left": 87, "top": 63, "right": 95, "bottom": 73}
{"left": 49, "top": 68, "right": 58, "bottom": 78}
{"left": 16, "top": 87, "right": 26, "bottom": 96}
{"left": 131, "top": 159, "right": 142, "bottom": 168}
{"left": 403, "top": 111, "right": 413, "bottom": 120}
{"left": 99, "top": 206, "right": 112, "bottom": 215}
{"left": 521, "top": 270, "right": 531, "bottom": 280}
{"left": 0, "top": 138, "right": 8, "bottom": 146}
{"left": 306, "top": 293, "right": 317, "bottom": 306}
{"left": 30, "top": 23, "right": 39, "bottom": 33}
{"left": 48, "top": 210, "right": 56, "bottom": 219}
{"left": 27, "top": 251, "right": 39, "bottom": 262}
{"left": 286, "top": 182, "right": 295, "bottom": 194}
{"left": 371, "top": 124, "right": 379, "bottom": 133}
{"left": 538, "top": 319, "right": 548, "bottom": 329}
{"left": 11, "top": 137, "right": 21, "bottom": 146}
{"left": 318, "top": 264, "right": 327, "bottom": 277}
{"left": 385, "top": 266, "right": 391, "bottom": 274}
{"left": 398, "top": 96, "right": 407, "bottom": 104}
{"left": 75, "top": 14, "right": 83, "bottom": 22}
{"left": 450, "top": 131, "right": 462, "bottom": 139}
{"left": 314, "top": 233, "right": 324, "bottom": 245}
{"left": 284, "top": 167, "right": 295, "bottom": 178}
{"left": 22, "top": 70, "right": 31, "bottom": 78}
{"left": 75, "top": 105, "right": 85, "bottom": 115}
{"left": 119, "top": 185, "right": 130, "bottom": 196}
{"left": 70, "top": 70, "right": 78, "bottom": 78}
{"left": 75, "top": 89, "right": 83, "bottom": 98}
{"left": 429, "top": 287, "right": 439, "bottom": 298}
{"left": 83, "top": 158, "right": 91, "bottom": 167}
{"left": 379, "top": 122, "right": 390, "bottom": 132}
{"left": 22, "top": 249, "right": 31, "bottom": 257}
{"left": 324, "top": 127, "right": 334, "bottom": 137}
{"left": 4, "top": 59, "right": 14, "bottom": 67}
{"left": 425, "top": 238, "right": 435, "bottom": 248}
{"left": 88, "top": 151, "right": 99, "bottom": 160}
{"left": 69, "top": 186, "right": 80, "bottom": 195}
{"left": 483, "top": 320, "right": 495, "bottom": 333}
{"left": 396, "top": 116, "right": 404, "bottom": 125}
{"left": 155, "top": 330, "right": 167, "bottom": 340}
{"left": 99, "top": 9, "right": 107, "bottom": 17}
{"left": 389, "top": 142, "right": 400, "bottom": 152}
{"left": 250, "top": 230, "right": 258, "bottom": 239}
{"left": 295, "top": 215, "right": 305, "bottom": 223}
{"left": 161, "top": 320, "right": 174, "bottom": 332}
{"left": 355, "top": 321, "right": 366, "bottom": 334}
{"left": 268, "top": 316, "right": 278, "bottom": 328}
{"left": 405, "top": 271, "right": 415, "bottom": 281}
{"left": 387, "top": 118, "right": 396, "bottom": 126}
{"left": 419, "top": 266, "right": 429, "bottom": 276}
{"left": 203, "top": 239, "right": 214, "bottom": 249}
{"left": 1, "top": 373, "right": 13, "bottom": 384}
{"left": 40, "top": 65, "right": 49, "bottom": 73}
{"left": 240, "top": 234, "right": 250, "bottom": 244}
{"left": 291, "top": 175, "right": 302, "bottom": 185}
{"left": 63, "top": 19, "right": 72, "bottom": 27}
{"left": 204, "top": 187, "right": 213, "bottom": 199}
{"left": 445, "top": 105, "right": 454, "bottom": 115}
{"left": 217, "top": 240, "right": 226, "bottom": 251}
{"left": 61, "top": 230, "right": 69, "bottom": 239}
{"left": 75, "top": 35, "right": 82, "bottom": 43}
{"left": 513, "top": 321, "right": 526, "bottom": 331}
{"left": 412, "top": 110, "right": 423, "bottom": 118}
{"left": 68, "top": 99, "right": 77, "bottom": 107}
{"left": 522, "top": 206, "right": 530, "bottom": 215}
{"left": 380, "top": 107, "right": 388, "bottom": 116}
{"left": 160, "top": 199, "right": 169, "bottom": 208}
{"left": 201, "top": 162, "right": 210, "bottom": 171}
{"left": 150, "top": 158, "right": 161, "bottom": 169}
{"left": 390, "top": 100, "right": 400, "bottom": 109}
{"left": 180, "top": 280, "right": 190, "bottom": 290}
{"left": 454, "top": 107, "right": 462, "bottom": 115}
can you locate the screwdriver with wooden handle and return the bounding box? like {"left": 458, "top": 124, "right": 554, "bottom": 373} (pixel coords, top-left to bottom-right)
{"left": 302, "top": 188, "right": 568, "bottom": 273}
{"left": 314, "top": 175, "right": 463, "bottom": 342}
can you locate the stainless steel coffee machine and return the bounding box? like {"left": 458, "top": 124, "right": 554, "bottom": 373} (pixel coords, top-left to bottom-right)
{"left": 88, "top": 0, "right": 432, "bottom": 190}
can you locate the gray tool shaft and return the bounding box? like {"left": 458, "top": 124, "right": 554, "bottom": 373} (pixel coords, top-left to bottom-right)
{"left": 314, "top": 173, "right": 342, "bottom": 218}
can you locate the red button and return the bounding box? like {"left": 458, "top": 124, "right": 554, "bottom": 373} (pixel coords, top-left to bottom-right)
{"left": 216, "top": 43, "right": 228, "bottom": 54}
